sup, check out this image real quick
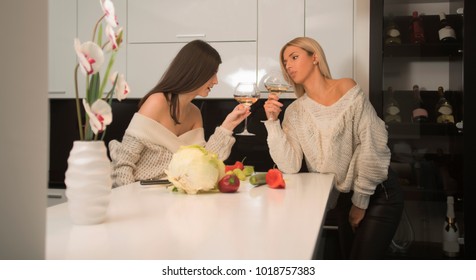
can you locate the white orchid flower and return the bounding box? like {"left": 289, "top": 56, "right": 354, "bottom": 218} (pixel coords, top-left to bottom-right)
{"left": 104, "top": 26, "right": 123, "bottom": 52}
{"left": 74, "top": 39, "right": 105, "bottom": 75}
{"left": 110, "top": 71, "right": 130, "bottom": 101}
{"left": 100, "top": 0, "right": 118, "bottom": 28}
{"left": 105, "top": 24, "right": 118, "bottom": 50}
{"left": 83, "top": 99, "right": 113, "bottom": 134}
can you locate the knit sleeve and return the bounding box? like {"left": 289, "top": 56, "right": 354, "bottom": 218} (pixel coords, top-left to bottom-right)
{"left": 109, "top": 134, "right": 144, "bottom": 187}
{"left": 264, "top": 107, "right": 303, "bottom": 173}
{"left": 351, "top": 98, "right": 391, "bottom": 209}
{"left": 205, "top": 126, "right": 236, "bottom": 161}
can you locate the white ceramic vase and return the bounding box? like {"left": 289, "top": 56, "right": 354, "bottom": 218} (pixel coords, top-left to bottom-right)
{"left": 64, "top": 141, "right": 112, "bottom": 225}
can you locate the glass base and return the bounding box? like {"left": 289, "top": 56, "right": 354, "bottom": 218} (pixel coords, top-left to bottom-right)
{"left": 236, "top": 130, "right": 255, "bottom": 136}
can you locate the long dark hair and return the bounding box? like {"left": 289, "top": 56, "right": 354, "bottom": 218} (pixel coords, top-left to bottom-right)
{"left": 138, "top": 40, "right": 222, "bottom": 124}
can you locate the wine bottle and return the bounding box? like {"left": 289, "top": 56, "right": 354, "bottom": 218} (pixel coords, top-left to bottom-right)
{"left": 384, "top": 86, "right": 402, "bottom": 123}
{"left": 409, "top": 11, "right": 425, "bottom": 44}
{"left": 435, "top": 86, "right": 455, "bottom": 124}
{"left": 385, "top": 14, "right": 402, "bottom": 46}
{"left": 443, "top": 196, "right": 460, "bottom": 257}
{"left": 438, "top": 12, "right": 457, "bottom": 43}
{"left": 411, "top": 85, "right": 428, "bottom": 122}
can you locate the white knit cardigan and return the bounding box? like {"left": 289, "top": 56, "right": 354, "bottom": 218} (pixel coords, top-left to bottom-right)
{"left": 264, "top": 85, "right": 391, "bottom": 209}
{"left": 109, "top": 113, "right": 236, "bottom": 187}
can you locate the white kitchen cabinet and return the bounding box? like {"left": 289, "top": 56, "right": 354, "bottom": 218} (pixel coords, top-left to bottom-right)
{"left": 127, "top": 0, "right": 258, "bottom": 98}
{"left": 305, "top": 0, "right": 354, "bottom": 80}
{"left": 48, "top": 0, "right": 127, "bottom": 98}
{"left": 257, "top": 0, "right": 305, "bottom": 95}
{"left": 127, "top": 42, "right": 257, "bottom": 98}
{"left": 48, "top": 0, "right": 76, "bottom": 98}
{"left": 49, "top": 0, "right": 358, "bottom": 99}
{"left": 128, "top": 0, "right": 257, "bottom": 43}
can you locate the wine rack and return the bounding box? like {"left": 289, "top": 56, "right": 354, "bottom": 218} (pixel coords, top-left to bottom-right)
{"left": 384, "top": 14, "right": 463, "bottom": 57}
{"left": 370, "top": 0, "right": 476, "bottom": 259}
{"left": 384, "top": 14, "right": 463, "bottom": 45}
{"left": 384, "top": 89, "right": 463, "bottom": 126}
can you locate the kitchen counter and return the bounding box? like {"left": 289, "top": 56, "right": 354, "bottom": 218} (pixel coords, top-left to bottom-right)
{"left": 46, "top": 172, "right": 335, "bottom": 260}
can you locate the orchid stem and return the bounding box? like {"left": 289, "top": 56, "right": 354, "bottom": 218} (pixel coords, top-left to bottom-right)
{"left": 99, "top": 51, "right": 117, "bottom": 98}
{"left": 92, "top": 14, "right": 106, "bottom": 42}
{"left": 74, "top": 64, "right": 84, "bottom": 140}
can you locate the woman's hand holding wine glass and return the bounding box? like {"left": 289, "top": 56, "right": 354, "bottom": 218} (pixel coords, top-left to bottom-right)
{"left": 220, "top": 104, "right": 251, "bottom": 131}
{"left": 233, "top": 82, "right": 260, "bottom": 136}
{"left": 263, "top": 72, "right": 291, "bottom": 121}
{"left": 264, "top": 94, "right": 283, "bottom": 121}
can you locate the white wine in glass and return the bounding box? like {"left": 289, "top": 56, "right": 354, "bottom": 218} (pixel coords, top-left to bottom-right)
{"left": 263, "top": 72, "right": 292, "bottom": 97}
{"left": 233, "top": 82, "right": 260, "bottom": 136}
{"left": 263, "top": 72, "right": 291, "bottom": 121}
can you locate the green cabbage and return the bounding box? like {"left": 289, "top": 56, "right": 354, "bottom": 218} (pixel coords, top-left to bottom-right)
{"left": 164, "top": 145, "right": 225, "bottom": 194}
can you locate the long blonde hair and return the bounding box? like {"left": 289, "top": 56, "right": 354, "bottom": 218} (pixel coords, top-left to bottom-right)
{"left": 279, "top": 37, "right": 332, "bottom": 98}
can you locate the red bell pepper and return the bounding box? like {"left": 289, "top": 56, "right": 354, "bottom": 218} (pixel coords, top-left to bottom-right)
{"left": 266, "top": 168, "right": 286, "bottom": 189}
{"left": 218, "top": 174, "right": 240, "bottom": 193}
{"left": 224, "top": 159, "right": 245, "bottom": 172}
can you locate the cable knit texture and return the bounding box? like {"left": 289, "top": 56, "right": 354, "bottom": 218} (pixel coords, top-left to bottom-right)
{"left": 109, "top": 113, "right": 235, "bottom": 187}
{"left": 264, "top": 85, "right": 390, "bottom": 209}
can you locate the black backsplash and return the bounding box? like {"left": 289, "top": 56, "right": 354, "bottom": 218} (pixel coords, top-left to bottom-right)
{"left": 49, "top": 98, "right": 305, "bottom": 188}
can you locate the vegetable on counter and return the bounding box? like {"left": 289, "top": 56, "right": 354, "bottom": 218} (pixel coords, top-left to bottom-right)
{"left": 224, "top": 158, "right": 254, "bottom": 181}
{"left": 265, "top": 168, "right": 286, "bottom": 189}
{"left": 232, "top": 168, "right": 247, "bottom": 181}
{"left": 164, "top": 145, "right": 225, "bottom": 194}
{"left": 249, "top": 173, "right": 267, "bottom": 186}
{"left": 218, "top": 174, "right": 240, "bottom": 193}
{"left": 243, "top": 165, "right": 254, "bottom": 176}
{"left": 224, "top": 157, "right": 247, "bottom": 173}
{"left": 225, "top": 160, "right": 244, "bottom": 173}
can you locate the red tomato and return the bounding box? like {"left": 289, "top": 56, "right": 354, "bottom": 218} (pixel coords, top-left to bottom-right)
{"left": 218, "top": 174, "right": 240, "bottom": 193}
{"left": 266, "top": 168, "right": 286, "bottom": 189}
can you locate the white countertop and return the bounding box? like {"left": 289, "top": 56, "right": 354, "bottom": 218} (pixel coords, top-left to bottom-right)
{"left": 46, "top": 172, "right": 335, "bottom": 260}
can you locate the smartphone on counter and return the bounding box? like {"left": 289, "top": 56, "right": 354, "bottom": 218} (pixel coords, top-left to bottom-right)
{"left": 139, "top": 179, "right": 171, "bottom": 185}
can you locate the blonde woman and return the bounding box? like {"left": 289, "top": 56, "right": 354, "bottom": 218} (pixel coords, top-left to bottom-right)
{"left": 263, "top": 37, "right": 403, "bottom": 259}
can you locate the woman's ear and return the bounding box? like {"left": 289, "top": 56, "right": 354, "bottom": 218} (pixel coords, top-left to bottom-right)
{"left": 312, "top": 54, "right": 318, "bottom": 65}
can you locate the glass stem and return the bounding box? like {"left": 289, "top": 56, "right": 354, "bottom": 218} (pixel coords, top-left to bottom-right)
{"left": 243, "top": 116, "right": 248, "bottom": 132}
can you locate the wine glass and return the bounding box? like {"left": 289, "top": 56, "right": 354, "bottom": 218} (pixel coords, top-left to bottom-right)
{"left": 263, "top": 71, "right": 292, "bottom": 97}
{"left": 263, "top": 72, "right": 292, "bottom": 121}
{"left": 233, "top": 82, "right": 260, "bottom": 136}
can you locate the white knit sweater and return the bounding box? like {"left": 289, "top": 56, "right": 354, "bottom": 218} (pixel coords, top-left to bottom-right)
{"left": 264, "top": 85, "right": 391, "bottom": 209}
{"left": 109, "top": 113, "right": 236, "bottom": 187}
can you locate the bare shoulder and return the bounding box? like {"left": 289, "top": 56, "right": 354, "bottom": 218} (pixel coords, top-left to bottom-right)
{"left": 188, "top": 102, "right": 203, "bottom": 128}
{"left": 189, "top": 102, "right": 201, "bottom": 115}
{"left": 336, "top": 78, "right": 357, "bottom": 93}
{"left": 138, "top": 93, "right": 168, "bottom": 121}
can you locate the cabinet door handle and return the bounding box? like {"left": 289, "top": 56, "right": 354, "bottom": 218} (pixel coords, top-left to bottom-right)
{"left": 176, "top": 34, "right": 206, "bottom": 38}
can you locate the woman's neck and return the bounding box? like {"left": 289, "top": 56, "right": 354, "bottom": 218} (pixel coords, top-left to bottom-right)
{"left": 304, "top": 73, "right": 331, "bottom": 98}
{"left": 177, "top": 91, "right": 195, "bottom": 107}
{"left": 304, "top": 75, "right": 341, "bottom": 106}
